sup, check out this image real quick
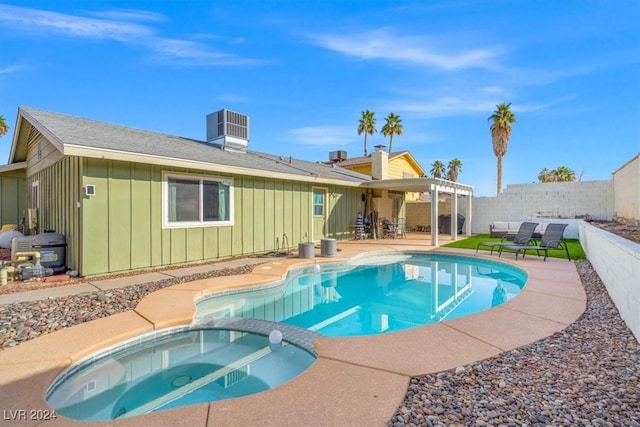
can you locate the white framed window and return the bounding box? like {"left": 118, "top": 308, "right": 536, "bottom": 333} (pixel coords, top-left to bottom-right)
{"left": 312, "top": 189, "right": 325, "bottom": 216}
{"left": 162, "top": 172, "right": 234, "bottom": 228}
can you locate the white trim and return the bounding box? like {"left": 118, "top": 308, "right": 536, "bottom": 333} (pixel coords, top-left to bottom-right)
{"left": 311, "top": 187, "right": 328, "bottom": 241}
{"left": 0, "top": 161, "right": 27, "bottom": 173}
{"left": 31, "top": 180, "right": 40, "bottom": 209}
{"left": 63, "top": 144, "right": 366, "bottom": 188}
{"left": 162, "top": 171, "right": 234, "bottom": 229}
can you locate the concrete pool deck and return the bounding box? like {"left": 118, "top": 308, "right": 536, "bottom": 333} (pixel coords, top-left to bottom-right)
{"left": 0, "top": 238, "right": 586, "bottom": 427}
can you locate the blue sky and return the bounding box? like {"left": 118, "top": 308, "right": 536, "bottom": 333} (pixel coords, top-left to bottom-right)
{"left": 0, "top": 1, "right": 638, "bottom": 196}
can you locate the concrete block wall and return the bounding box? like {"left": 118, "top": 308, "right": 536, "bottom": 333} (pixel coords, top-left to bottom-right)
{"left": 579, "top": 221, "right": 640, "bottom": 342}
{"left": 471, "top": 180, "right": 614, "bottom": 235}
{"left": 613, "top": 153, "right": 640, "bottom": 221}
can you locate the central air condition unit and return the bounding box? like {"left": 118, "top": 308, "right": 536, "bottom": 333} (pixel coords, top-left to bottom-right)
{"left": 329, "top": 150, "right": 347, "bottom": 162}
{"left": 206, "top": 109, "right": 249, "bottom": 153}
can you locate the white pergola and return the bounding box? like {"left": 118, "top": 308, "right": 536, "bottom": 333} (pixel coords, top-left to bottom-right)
{"left": 362, "top": 177, "right": 473, "bottom": 246}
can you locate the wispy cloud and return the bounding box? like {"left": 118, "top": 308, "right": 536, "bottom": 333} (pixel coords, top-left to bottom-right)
{"left": 288, "top": 125, "right": 355, "bottom": 146}
{"left": 0, "top": 4, "right": 152, "bottom": 41}
{"left": 0, "top": 4, "right": 261, "bottom": 66}
{"left": 0, "top": 64, "right": 27, "bottom": 76}
{"left": 305, "top": 28, "right": 502, "bottom": 70}
{"left": 387, "top": 95, "right": 574, "bottom": 118}
{"left": 215, "top": 93, "right": 253, "bottom": 103}
{"left": 86, "top": 9, "right": 167, "bottom": 23}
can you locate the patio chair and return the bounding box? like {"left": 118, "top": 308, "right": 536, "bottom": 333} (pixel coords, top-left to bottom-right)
{"left": 476, "top": 221, "right": 539, "bottom": 255}
{"left": 380, "top": 218, "right": 397, "bottom": 239}
{"left": 499, "top": 223, "right": 570, "bottom": 261}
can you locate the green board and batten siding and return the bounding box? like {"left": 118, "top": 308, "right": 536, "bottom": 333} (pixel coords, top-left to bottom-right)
{"left": 24, "top": 156, "right": 82, "bottom": 275}
{"left": 0, "top": 169, "right": 26, "bottom": 226}
{"left": 80, "top": 158, "right": 363, "bottom": 276}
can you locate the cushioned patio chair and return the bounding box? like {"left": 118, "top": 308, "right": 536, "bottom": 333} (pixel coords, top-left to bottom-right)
{"left": 499, "top": 223, "right": 570, "bottom": 261}
{"left": 476, "top": 221, "right": 539, "bottom": 255}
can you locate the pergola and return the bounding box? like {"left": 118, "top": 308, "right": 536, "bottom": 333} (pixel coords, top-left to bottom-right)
{"left": 362, "top": 177, "right": 473, "bottom": 246}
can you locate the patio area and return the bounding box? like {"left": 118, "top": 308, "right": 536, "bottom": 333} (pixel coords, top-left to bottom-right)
{"left": 1, "top": 235, "right": 637, "bottom": 426}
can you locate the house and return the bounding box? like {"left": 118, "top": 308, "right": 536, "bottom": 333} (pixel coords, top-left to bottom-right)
{"left": 328, "top": 145, "right": 427, "bottom": 222}
{"left": 0, "top": 107, "right": 472, "bottom": 277}
{"left": 0, "top": 107, "right": 375, "bottom": 276}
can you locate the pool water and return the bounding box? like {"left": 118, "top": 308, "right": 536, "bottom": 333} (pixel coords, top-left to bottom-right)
{"left": 47, "top": 252, "right": 526, "bottom": 421}
{"left": 197, "top": 253, "right": 527, "bottom": 336}
{"left": 46, "top": 328, "right": 315, "bottom": 421}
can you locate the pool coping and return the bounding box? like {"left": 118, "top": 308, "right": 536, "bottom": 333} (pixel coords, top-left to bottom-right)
{"left": 0, "top": 245, "right": 586, "bottom": 427}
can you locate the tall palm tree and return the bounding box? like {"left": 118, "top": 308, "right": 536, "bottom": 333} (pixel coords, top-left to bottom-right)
{"left": 447, "top": 158, "right": 463, "bottom": 182}
{"left": 488, "top": 102, "right": 516, "bottom": 195}
{"left": 430, "top": 160, "right": 446, "bottom": 178}
{"left": 357, "top": 110, "right": 377, "bottom": 156}
{"left": 0, "top": 115, "right": 9, "bottom": 138}
{"left": 381, "top": 112, "right": 403, "bottom": 153}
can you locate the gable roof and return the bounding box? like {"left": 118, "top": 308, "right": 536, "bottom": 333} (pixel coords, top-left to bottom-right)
{"left": 9, "top": 107, "right": 372, "bottom": 186}
{"left": 334, "top": 151, "right": 426, "bottom": 175}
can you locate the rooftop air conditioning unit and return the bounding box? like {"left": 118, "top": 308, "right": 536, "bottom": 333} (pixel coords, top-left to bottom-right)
{"left": 206, "top": 109, "right": 249, "bottom": 153}
{"left": 329, "top": 150, "right": 347, "bottom": 162}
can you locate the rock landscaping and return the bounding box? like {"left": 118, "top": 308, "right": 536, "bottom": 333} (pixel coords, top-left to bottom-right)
{"left": 387, "top": 260, "right": 639, "bottom": 426}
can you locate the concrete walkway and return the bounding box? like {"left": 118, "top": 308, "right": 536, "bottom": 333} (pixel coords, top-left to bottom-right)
{"left": 0, "top": 239, "right": 586, "bottom": 427}
{"left": 0, "top": 257, "right": 271, "bottom": 305}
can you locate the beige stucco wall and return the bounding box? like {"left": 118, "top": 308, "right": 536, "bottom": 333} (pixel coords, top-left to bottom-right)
{"left": 612, "top": 153, "right": 640, "bottom": 221}
{"left": 406, "top": 198, "right": 460, "bottom": 231}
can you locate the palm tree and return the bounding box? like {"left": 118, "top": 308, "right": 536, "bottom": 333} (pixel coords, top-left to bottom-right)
{"left": 538, "top": 168, "right": 555, "bottom": 183}
{"left": 538, "top": 166, "right": 577, "bottom": 182}
{"left": 488, "top": 102, "right": 516, "bottom": 195}
{"left": 447, "top": 158, "right": 463, "bottom": 182}
{"left": 430, "top": 160, "right": 446, "bottom": 178}
{"left": 381, "top": 112, "right": 403, "bottom": 153}
{"left": 555, "top": 166, "right": 576, "bottom": 182}
{"left": 357, "top": 110, "right": 377, "bottom": 156}
{"left": 0, "top": 115, "right": 9, "bottom": 138}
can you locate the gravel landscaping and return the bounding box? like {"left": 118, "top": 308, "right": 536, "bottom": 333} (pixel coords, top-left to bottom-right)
{"left": 387, "top": 260, "right": 639, "bottom": 426}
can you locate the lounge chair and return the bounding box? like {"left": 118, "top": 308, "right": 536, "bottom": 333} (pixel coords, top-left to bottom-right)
{"left": 476, "top": 221, "right": 539, "bottom": 255}
{"left": 499, "top": 223, "right": 570, "bottom": 261}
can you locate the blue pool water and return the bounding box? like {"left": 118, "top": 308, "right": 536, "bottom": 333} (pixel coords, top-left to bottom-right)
{"left": 196, "top": 252, "right": 527, "bottom": 336}
{"left": 46, "top": 328, "right": 316, "bottom": 421}
{"left": 47, "top": 252, "right": 526, "bottom": 420}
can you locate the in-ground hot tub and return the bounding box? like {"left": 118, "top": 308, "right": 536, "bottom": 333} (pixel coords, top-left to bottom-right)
{"left": 46, "top": 325, "right": 316, "bottom": 421}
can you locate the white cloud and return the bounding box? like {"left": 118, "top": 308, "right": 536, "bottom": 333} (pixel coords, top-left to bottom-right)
{"left": 288, "top": 125, "right": 355, "bottom": 146}
{"left": 215, "top": 93, "right": 252, "bottom": 103}
{"left": 0, "top": 4, "right": 261, "bottom": 66}
{"left": 0, "top": 64, "right": 26, "bottom": 76}
{"left": 0, "top": 4, "right": 153, "bottom": 41}
{"left": 87, "top": 9, "right": 167, "bottom": 23}
{"left": 305, "top": 28, "right": 502, "bottom": 70}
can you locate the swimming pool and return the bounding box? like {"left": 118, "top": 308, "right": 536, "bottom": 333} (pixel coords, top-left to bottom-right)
{"left": 47, "top": 252, "right": 526, "bottom": 420}
{"left": 196, "top": 252, "right": 527, "bottom": 336}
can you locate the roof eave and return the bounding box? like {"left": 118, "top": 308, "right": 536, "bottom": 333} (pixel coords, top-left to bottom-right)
{"left": 362, "top": 177, "right": 473, "bottom": 195}
{"left": 65, "top": 145, "right": 367, "bottom": 187}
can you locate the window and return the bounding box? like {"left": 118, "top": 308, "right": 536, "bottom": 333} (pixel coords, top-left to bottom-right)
{"left": 313, "top": 189, "right": 325, "bottom": 216}
{"left": 164, "top": 173, "right": 233, "bottom": 228}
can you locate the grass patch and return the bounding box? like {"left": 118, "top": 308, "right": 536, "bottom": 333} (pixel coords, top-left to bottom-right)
{"left": 443, "top": 234, "right": 586, "bottom": 260}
